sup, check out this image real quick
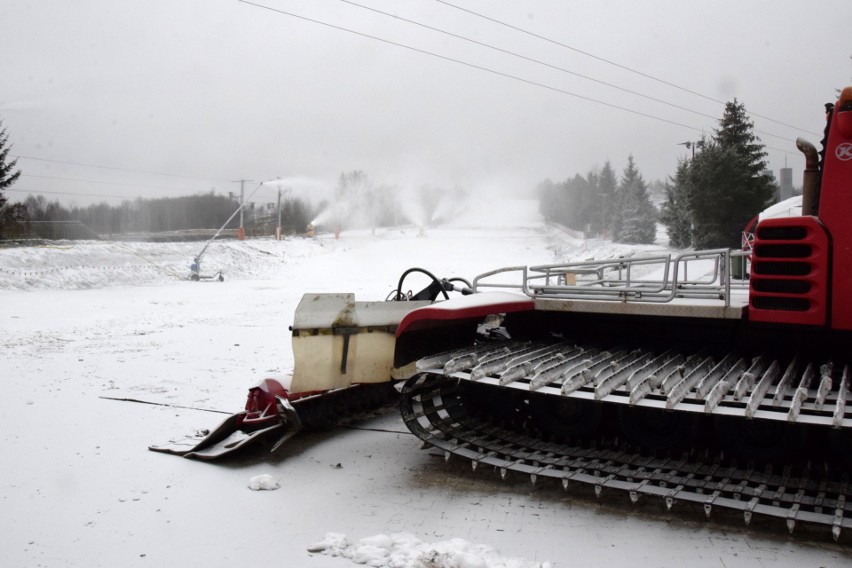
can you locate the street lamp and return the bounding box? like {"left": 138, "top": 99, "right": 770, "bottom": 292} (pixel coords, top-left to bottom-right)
{"left": 678, "top": 140, "right": 705, "bottom": 159}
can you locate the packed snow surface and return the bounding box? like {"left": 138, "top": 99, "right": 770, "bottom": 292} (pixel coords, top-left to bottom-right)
{"left": 1, "top": 198, "right": 849, "bottom": 567}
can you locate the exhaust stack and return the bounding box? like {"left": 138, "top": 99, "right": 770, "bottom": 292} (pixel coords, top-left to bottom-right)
{"left": 796, "top": 137, "right": 820, "bottom": 216}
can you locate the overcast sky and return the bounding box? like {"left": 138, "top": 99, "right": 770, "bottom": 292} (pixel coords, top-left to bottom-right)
{"left": 2, "top": 0, "right": 850, "bottom": 208}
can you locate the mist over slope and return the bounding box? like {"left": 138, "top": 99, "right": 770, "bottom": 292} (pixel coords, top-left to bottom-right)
{"left": 0, "top": 197, "right": 671, "bottom": 292}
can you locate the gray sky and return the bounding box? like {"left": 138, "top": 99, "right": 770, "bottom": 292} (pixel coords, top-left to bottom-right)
{"left": 1, "top": 0, "right": 850, "bottom": 208}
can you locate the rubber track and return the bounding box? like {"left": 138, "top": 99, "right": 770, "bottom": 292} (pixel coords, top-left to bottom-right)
{"left": 400, "top": 372, "right": 852, "bottom": 540}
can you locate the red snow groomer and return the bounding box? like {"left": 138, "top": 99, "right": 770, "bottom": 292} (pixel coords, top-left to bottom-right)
{"left": 154, "top": 87, "right": 852, "bottom": 539}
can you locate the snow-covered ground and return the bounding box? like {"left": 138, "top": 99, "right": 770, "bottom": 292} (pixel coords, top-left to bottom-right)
{"left": 1, "top": 198, "right": 849, "bottom": 567}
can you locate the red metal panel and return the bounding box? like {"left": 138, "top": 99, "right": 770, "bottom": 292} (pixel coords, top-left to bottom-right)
{"left": 817, "top": 88, "right": 852, "bottom": 330}
{"left": 748, "top": 216, "right": 829, "bottom": 327}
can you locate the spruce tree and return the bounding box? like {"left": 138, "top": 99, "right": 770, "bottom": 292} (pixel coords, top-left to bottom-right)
{"left": 614, "top": 156, "right": 656, "bottom": 244}
{"left": 715, "top": 100, "right": 772, "bottom": 180}
{"left": 536, "top": 179, "right": 558, "bottom": 222}
{"left": 659, "top": 158, "right": 693, "bottom": 248}
{"left": 685, "top": 143, "right": 748, "bottom": 248}
{"left": 687, "top": 100, "right": 776, "bottom": 249}
{"left": 564, "top": 174, "right": 589, "bottom": 231}
{"left": 0, "top": 119, "right": 22, "bottom": 211}
{"left": 597, "top": 161, "right": 618, "bottom": 238}
{"left": 585, "top": 169, "right": 602, "bottom": 235}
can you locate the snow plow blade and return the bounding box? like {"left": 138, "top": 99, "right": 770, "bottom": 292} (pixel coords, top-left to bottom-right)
{"left": 149, "top": 395, "right": 302, "bottom": 460}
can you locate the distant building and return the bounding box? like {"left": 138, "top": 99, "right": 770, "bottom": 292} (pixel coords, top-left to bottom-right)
{"left": 779, "top": 167, "right": 794, "bottom": 200}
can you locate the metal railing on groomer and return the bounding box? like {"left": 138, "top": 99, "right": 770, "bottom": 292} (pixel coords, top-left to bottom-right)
{"left": 472, "top": 249, "right": 751, "bottom": 306}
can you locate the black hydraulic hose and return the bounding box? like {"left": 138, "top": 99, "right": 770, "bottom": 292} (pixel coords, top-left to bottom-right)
{"left": 447, "top": 277, "right": 473, "bottom": 289}
{"left": 447, "top": 277, "right": 474, "bottom": 294}
{"left": 395, "top": 267, "right": 450, "bottom": 301}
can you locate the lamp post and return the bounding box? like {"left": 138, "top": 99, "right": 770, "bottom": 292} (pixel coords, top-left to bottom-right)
{"left": 678, "top": 140, "right": 705, "bottom": 159}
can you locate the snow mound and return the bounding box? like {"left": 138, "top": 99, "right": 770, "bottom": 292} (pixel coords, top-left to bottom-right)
{"left": 307, "top": 532, "right": 551, "bottom": 568}
{"left": 247, "top": 474, "right": 280, "bottom": 491}
{"left": 759, "top": 195, "right": 802, "bottom": 221}
{"left": 0, "top": 237, "right": 325, "bottom": 291}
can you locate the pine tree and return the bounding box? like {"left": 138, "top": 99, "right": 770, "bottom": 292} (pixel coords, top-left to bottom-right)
{"left": 0, "top": 119, "right": 22, "bottom": 211}
{"left": 687, "top": 100, "right": 776, "bottom": 249}
{"left": 575, "top": 170, "right": 611, "bottom": 235}
{"left": 685, "top": 144, "right": 738, "bottom": 248}
{"left": 659, "top": 158, "right": 693, "bottom": 248}
{"left": 536, "top": 175, "right": 588, "bottom": 231}
{"left": 1, "top": 203, "right": 29, "bottom": 238}
{"left": 536, "top": 179, "right": 558, "bottom": 222}
{"left": 614, "top": 156, "right": 656, "bottom": 244}
{"left": 598, "top": 161, "right": 618, "bottom": 238}
{"left": 585, "top": 169, "right": 601, "bottom": 235}
{"left": 564, "top": 174, "right": 589, "bottom": 231}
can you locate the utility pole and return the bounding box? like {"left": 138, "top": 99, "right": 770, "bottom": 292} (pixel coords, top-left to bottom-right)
{"left": 231, "top": 179, "right": 253, "bottom": 240}
{"left": 240, "top": 181, "right": 245, "bottom": 229}
{"left": 678, "top": 140, "right": 704, "bottom": 159}
{"left": 239, "top": 180, "right": 245, "bottom": 240}
{"left": 276, "top": 188, "right": 282, "bottom": 240}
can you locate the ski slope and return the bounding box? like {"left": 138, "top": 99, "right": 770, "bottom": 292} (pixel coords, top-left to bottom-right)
{"left": 1, "top": 198, "right": 848, "bottom": 567}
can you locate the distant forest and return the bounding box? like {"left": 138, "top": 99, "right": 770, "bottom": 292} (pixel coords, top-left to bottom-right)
{"left": 1, "top": 191, "right": 316, "bottom": 239}
{"left": 0, "top": 168, "right": 469, "bottom": 240}
{"left": 539, "top": 100, "right": 780, "bottom": 249}
{"left": 1, "top": 98, "right": 779, "bottom": 248}
{"left": 538, "top": 157, "right": 661, "bottom": 244}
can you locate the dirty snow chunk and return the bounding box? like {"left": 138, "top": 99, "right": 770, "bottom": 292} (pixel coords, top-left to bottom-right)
{"left": 308, "top": 532, "right": 551, "bottom": 568}
{"left": 247, "top": 474, "right": 280, "bottom": 491}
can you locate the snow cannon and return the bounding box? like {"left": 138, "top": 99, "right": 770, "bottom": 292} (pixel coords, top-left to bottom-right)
{"left": 188, "top": 256, "right": 224, "bottom": 282}
{"left": 150, "top": 268, "right": 468, "bottom": 459}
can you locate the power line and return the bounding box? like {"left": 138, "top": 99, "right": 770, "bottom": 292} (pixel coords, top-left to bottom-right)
{"left": 433, "top": 0, "right": 820, "bottom": 136}
{"left": 6, "top": 184, "right": 253, "bottom": 203}
{"left": 337, "top": 0, "right": 727, "bottom": 125}
{"left": 12, "top": 154, "right": 230, "bottom": 183}
{"left": 9, "top": 171, "right": 280, "bottom": 203}
{"left": 337, "top": 0, "right": 794, "bottom": 143}
{"left": 239, "top": 1, "right": 802, "bottom": 154}
{"left": 339, "top": 0, "right": 800, "bottom": 143}
{"left": 19, "top": 173, "right": 209, "bottom": 192}
{"left": 5, "top": 187, "right": 141, "bottom": 201}
{"left": 238, "top": 1, "right": 711, "bottom": 135}
{"left": 10, "top": 156, "right": 264, "bottom": 203}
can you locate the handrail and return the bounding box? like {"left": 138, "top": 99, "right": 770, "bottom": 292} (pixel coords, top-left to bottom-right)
{"left": 472, "top": 248, "right": 750, "bottom": 306}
